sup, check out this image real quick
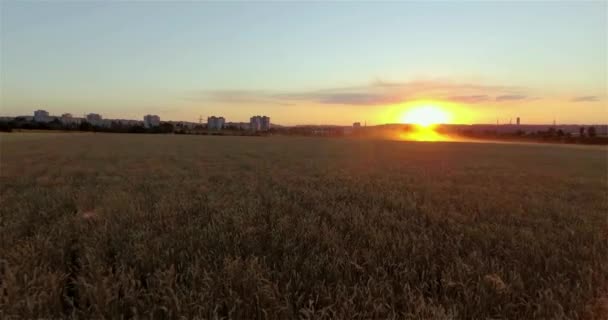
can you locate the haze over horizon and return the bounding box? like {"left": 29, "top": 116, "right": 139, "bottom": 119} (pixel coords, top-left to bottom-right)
{"left": 1, "top": 1, "right": 606, "bottom": 125}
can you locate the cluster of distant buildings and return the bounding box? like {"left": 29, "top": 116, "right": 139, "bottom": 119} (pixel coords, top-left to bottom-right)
{"left": 19, "top": 109, "right": 272, "bottom": 132}
{"left": 207, "top": 115, "right": 271, "bottom": 131}
{"left": 250, "top": 115, "right": 271, "bottom": 131}
{"left": 31, "top": 109, "right": 143, "bottom": 127}
{"left": 206, "top": 116, "right": 225, "bottom": 130}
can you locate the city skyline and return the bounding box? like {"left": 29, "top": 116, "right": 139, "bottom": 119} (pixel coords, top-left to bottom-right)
{"left": 1, "top": 1, "right": 606, "bottom": 125}
{"left": 13, "top": 108, "right": 608, "bottom": 129}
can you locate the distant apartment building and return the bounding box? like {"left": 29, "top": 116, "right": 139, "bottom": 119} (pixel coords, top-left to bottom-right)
{"left": 34, "top": 110, "right": 50, "bottom": 122}
{"left": 143, "top": 114, "right": 160, "bottom": 128}
{"left": 353, "top": 122, "right": 361, "bottom": 128}
{"left": 86, "top": 113, "right": 103, "bottom": 125}
{"left": 516, "top": 117, "right": 521, "bottom": 126}
{"left": 207, "top": 116, "right": 225, "bottom": 130}
{"left": 262, "top": 116, "right": 270, "bottom": 131}
{"left": 250, "top": 116, "right": 261, "bottom": 131}
{"left": 250, "top": 115, "right": 271, "bottom": 131}
{"left": 60, "top": 113, "right": 82, "bottom": 125}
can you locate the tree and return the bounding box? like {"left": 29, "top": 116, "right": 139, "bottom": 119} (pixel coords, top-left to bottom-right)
{"left": 588, "top": 126, "right": 597, "bottom": 138}
{"left": 79, "top": 121, "right": 93, "bottom": 131}
{"left": 111, "top": 121, "right": 124, "bottom": 131}
{"left": 128, "top": 125, "right": 146, "bottom": 133}
{"left": 49, "top": 118, "right": 63, "bottom": 130}
{"left": 0, "top": 121, "right": 12, "bottom": 132}
{"left": 159, "top": 122, "right": 174, "bottom": 133}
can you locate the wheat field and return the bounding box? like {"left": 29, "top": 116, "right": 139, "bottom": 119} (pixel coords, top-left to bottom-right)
{"left": 1, "top": 132, "right": 607, "bottom": 319}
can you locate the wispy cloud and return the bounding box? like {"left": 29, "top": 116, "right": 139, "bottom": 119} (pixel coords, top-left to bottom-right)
{"left": 194, "top": 90, "right": 294, "bottom": 106}
{"left": 297, "top": 93, "right": 400, "bottom": 106}
{"left": 496, "top": 94, "right": 527, "bottom": 101}
{"left": 195, "top": 80, "right": 531, "bottom": 106}
{"left": 571, "top": 96, "right": 599, "bottom": 102}
{"left": 277, "top": 89, "right": 403, "bottom": 106}
{"left": 448, "top": 95, "right": 490, "bottom": 103}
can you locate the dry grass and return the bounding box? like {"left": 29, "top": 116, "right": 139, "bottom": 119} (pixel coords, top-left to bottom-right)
{"left": 1, "top": 132, "right": 607, "bottom": 319}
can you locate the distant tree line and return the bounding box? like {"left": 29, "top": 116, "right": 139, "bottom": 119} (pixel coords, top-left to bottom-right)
{"left": 2, "top": 118, "right": 605, "bottom": 145}
{"left": 458, "top": 126, "right": 607, "bottom": 145}
{"left": 0, "top": 118, "right": 275, "bottom": 137}
{"left": 0, "top": 118, "right": 174, "bottom": 134}
{"left": 273, "top": 126, "right": 346, "bottom": 137}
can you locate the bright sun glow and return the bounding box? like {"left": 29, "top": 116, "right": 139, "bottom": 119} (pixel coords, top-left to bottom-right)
{"left": 401, "top": 105, "right": 450, "bottom": 127}
{"left": 396, "top": 103, "right": 453, "bottom": 141}
{"left": 400, "top": 126, "right": 448, "bottom": 142}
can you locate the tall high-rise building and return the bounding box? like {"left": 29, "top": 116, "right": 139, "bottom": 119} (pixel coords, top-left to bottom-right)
{"left": 207, "top": 116, "right": 225, "bottom": 130}
{"left": 143, "top": 114, "right": 160, "bottom": 128}
{"left": 33, "top": 110, "right": 50, "bottom": 122}
{"left": 250, "top": 115, "right": 271, "bottom": 131}
{"left": 250, "top": 116, "right": 261, "bottom": 131}
{"left": 261, "top": 116, "right": 270, "bottom": 131}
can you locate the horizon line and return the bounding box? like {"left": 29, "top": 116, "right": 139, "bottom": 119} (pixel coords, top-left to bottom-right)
{"left": 2, "top": 114, "right": 607, "bottom": 128}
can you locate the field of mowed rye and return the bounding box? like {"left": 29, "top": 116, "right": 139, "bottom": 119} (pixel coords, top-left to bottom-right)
{"left": 1, "top": 132, "right": 607, "bottom": 319}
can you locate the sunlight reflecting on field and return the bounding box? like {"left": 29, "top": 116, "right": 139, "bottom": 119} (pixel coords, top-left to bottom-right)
{"left": 399, "top": 125, "right": 451, "bottom": 142}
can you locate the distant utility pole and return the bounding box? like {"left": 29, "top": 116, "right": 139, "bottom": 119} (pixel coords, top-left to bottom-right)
{"left": 199, "top": 115, "right": 203, "bottom": 124}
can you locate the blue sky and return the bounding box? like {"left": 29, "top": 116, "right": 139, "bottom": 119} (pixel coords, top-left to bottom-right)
{"left": 1, "top": 1, "right": 606, "bottom": 124}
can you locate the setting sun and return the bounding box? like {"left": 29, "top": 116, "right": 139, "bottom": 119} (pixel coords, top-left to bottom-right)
{"left": 395, "top": 103, "right": 453, "bottom": 141}
{"left": 401, "top": 105, "right": 451, "bottom": 127}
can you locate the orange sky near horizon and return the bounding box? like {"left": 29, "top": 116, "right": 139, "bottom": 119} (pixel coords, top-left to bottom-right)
{"left": 172, "top": 97, "right": 606, "bottom": 126}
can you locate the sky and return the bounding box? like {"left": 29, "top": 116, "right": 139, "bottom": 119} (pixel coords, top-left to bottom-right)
{"left": 1, "top": 1, "right": 606, "bottom": 125}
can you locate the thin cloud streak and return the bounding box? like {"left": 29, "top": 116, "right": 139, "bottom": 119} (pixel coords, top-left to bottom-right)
{"left": 571, "top": 96, "right": 599, "bottom": 102}
{"left": 448, "top": 95, "right": 490, "bottom": 103}
{"left": 196, "top": 80, "right": 534, "bottom": 106}
{"left": 192, "top": 90, "right": 295, "bottom": 106}
{"left": 496, "top": 94, "right": 528, "bottom": 101}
